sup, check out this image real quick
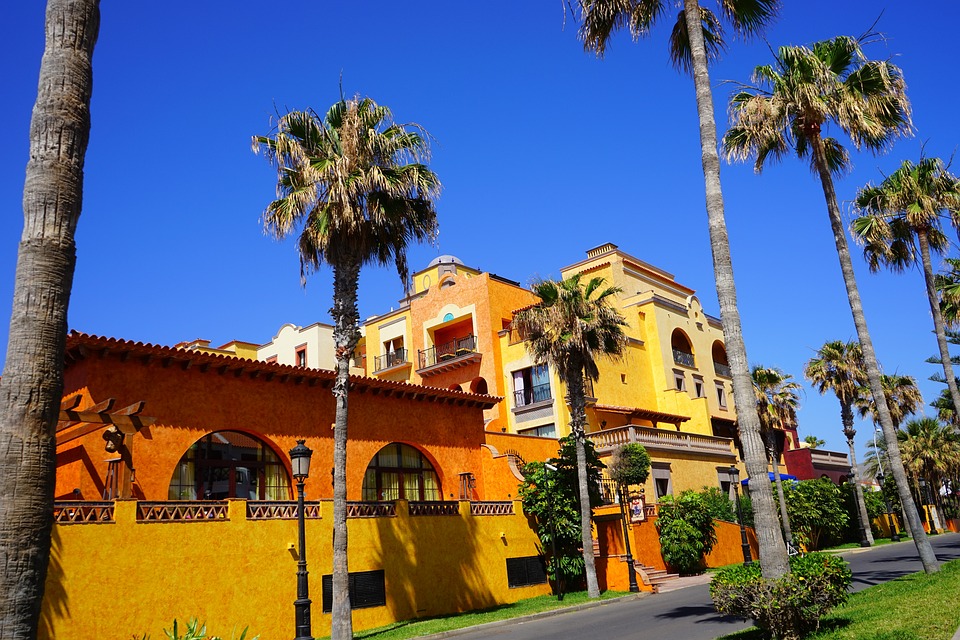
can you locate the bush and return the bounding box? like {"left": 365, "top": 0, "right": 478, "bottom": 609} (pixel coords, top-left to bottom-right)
{"left": 710, "top": 553, "right": 852, "bottom": 640}
{"left": 700, "top": 485, "right": 737, "bottom": 523}
{"left": 607, "top": 443, "right": 651, "bottom": 487}
{"left": 656, "top": 490, "right": 717, "bottom": 574}
{"left": 131, "top": 618, "right": 259, "bottom": 640}
{"left": 784, "top": 479, "right": 849, "bottom": 550}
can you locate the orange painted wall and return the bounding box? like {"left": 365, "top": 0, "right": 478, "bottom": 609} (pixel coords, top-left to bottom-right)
{"left": 58, "top": 350, "right": 494, "bottom": 503}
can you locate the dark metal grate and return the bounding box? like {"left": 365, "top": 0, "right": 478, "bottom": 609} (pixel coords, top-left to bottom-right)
{"left": 322, "top": 570, "right": 386, "bottom": 612}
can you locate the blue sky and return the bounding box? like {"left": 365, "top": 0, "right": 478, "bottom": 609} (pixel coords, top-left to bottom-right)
{"left": 2, "top": 2, "right": 958, "bottom": 461}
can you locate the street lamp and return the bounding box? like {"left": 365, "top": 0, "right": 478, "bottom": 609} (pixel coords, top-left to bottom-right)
{"left": 616, "top": 483, "right": 640, "bottom": 593}
{"left": 728, "top": 465, "right": 753, "bottom": 565}
{"left": 876, "top": 471, "right": 900, "bottom": 542}
{"left": 290, "top": 439, "right": 314, "bottom": 640}
{"left": 848, "top": 476, "right": 870, "bottom": 547}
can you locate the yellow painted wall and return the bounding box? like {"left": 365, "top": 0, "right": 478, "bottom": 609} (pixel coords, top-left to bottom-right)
{"left": 41, "top": 499, "right": 549, "bottom": 639}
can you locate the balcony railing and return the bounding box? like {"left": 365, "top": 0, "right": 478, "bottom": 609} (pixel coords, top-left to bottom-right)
{"left": 514, "top": 382, "right": 552, "bottom": 407}
{"left": 714, "top": 362, "right": 732, "bottom": 378}
{"left": 809, "top": 449, "right": 851, "bottom": 469}
{"left": 590, "top": 424, "right": 734, "bottom": 457}
{"left": 418, "top": 335, "right": 477, "bottom": 369}
{"left": 673, "top": 349, "right": 695, "bottom": 368}
{"left": 54, "top": 501, "right": 114, "bottom": 524}
{"left": 247, "top": 500, "right": 321, "bottom": 520}
{"left": 374, "top": 348, "right": 408, "bottom": 372}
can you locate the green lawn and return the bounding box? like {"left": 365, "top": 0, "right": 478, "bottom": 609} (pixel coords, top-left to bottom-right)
{"left": 332, "top": 590, "right": 631, "bottom": 640}
{"left": 819, "top": 536, "right": 911, "bottom": 553}
{"left": 720, "top": 558, "right": 960, "bottom": 640}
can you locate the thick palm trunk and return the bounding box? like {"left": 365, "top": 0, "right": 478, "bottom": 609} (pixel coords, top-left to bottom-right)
{"left": 565, "top": 366, "right": 599, "bottom": 598}
{"left": 765, "top": 432, "right": 792, "bottom": 545}
{"left": 843, "top": 402, "right": 874, "bottom": 545}
{"left": 682, "top": 0, "right": 788, "bottom": 578}
{"left": 917, "top": 229, "right": 960, "bottom": 417}
{"left": 331, "top": 259, "right": 361, "bottom": 640}
{"left": 0, "top": 2, "right": 99, "bottom": 637}
{"left": 809, "top": 131, "right": 939, "bottom": 573}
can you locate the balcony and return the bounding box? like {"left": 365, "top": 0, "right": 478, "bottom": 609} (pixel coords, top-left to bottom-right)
{"left": 809, "top": 448, "right": 851, "bottom": 470}
{"left": 374, "top": 348, "right": 409, "bottom": 373}
{"left": 673, "top": 349, "right": 695, "bottom": 368}
{"left": 417, "top": 335, "right": 481, "bottom": 376}
{"left": 589, "top": 424, "right": 735, "bottom": 459}
{"left": 714, "top": 362, "right": 732, "bottom": 378}
{"left": 514, "top": 382, "right": 552, "bottom": 407}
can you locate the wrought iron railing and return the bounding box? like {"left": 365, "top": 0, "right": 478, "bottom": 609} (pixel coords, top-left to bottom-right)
{"left": 346, "top": 501, "right": 396, "bottom": 518}
{"left": 600, "top": 479, "right": 621, "bottom": 505}
{"left": 409, "top": 501, "right": 461, "bottom": 516}
{"left": 714, "top": 362, "right": 732, "bottom": 378}
{"left": 137, "top": 501, "right": 228, "bottom": 522}
{"left": 374, "top": 348, "right": 408, "bottom": 372}
{"left": 673, "top": 349, "right": 695, "bottom": 368}
{"left": 470, "top": 501, "right": 515, "bottom": 516}
{"left": 54, "top": 501, "right": 115, "bottom": 524}
{"left": 514, "top": 382, "right": 552, "bottom": 407}
{"left": 247, "top": 501, "right": 321, "bottom": 520}
{"left": 418, "top": 335, "right": 477, "bottom": 369}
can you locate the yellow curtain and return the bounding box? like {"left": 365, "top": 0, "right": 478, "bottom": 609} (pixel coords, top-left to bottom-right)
{"left": 422, "top": 470, "right": 439, "bottom": 501}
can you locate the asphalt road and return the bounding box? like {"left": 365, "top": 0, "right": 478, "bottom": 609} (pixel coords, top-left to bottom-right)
{"left": 445, "top": 533, "right": 960, "bottom": 640}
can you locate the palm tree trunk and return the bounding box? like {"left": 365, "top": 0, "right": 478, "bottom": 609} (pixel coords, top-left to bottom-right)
{"left": 846, "top": 441, "right": 875, "bottom": 546}
{"left": 809, "top": 131, "right": 940, "bottom": 573}
{"left": 566, "top": 364, "right": 600, "bottom": 598}
{"left": 917, "top": 229, "right": 960, "bottom": 417}
{"left": 331, "top": 258, "right": 362, "bottom": 640}
{"left": 0, "top": 2, "right": 99, "bottom": 637}
{"left": 681, "top": 0, "right": 789, "bottom": 578}
{"left": 765, "top": 431, "right": 793, "bottom": 544}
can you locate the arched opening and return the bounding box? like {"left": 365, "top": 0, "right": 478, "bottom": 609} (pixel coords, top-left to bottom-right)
{"left": 448, "top": 384, "right": 463, "bottom": 391}
{"left": 168, "top": 431, "right": 290, "bottom": 500}
{"left": 361, "top": 443, "right": 440, "bottom": 501}
{"left": 670, "top": 329, "right": 695, "bottom": 367}
{"left": 470, "top": 377, "right": 489, "bottom": 395}
{"left": 712, "top": 341, "right": 731, "bottom": 377}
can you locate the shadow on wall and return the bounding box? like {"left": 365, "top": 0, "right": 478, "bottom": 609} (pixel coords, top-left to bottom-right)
{"left": 39, "top": 526, "right": 68, "bottom": 639}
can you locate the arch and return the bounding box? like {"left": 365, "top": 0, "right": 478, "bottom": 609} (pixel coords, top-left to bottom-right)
{"left": 448, "top": 383, "right": 463, "bottom": 392}
{"left": 168, "top": 430, "right": 291, "bottom": 500}
{"left": 670, "top": 329, "right": 693, "bottom": 354}
{"left": 470, "top": 377, "right": 489, "bottom": 395}
{"left": 711, "top": 341, "right": 728, "bottom": 366}
{"left": 361, "top": 443, "right": 441, "bottom": 502}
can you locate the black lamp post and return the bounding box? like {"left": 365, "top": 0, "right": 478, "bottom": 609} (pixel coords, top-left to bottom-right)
{"left": 616, "top": 484, "right": 640, "bottom": 593}
{"left": 848, "top": 476, "right": 870, "bottom": 547}
{"left": 876, "top": 472, "right": 900, "bottom": 542}
{"left": 290, "top": 439, "right": 314, "bottom": 640}
{"left": 728, "top": 465, "right": 753, "bottom": 565}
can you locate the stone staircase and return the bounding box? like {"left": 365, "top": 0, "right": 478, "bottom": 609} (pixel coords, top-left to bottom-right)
{"left": 633, "top": 562, "right": 680, "bottom": 593}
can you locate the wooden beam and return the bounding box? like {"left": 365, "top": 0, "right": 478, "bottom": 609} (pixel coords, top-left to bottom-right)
{"left": 60, "top": 395, "right": 84, "bottom": 411}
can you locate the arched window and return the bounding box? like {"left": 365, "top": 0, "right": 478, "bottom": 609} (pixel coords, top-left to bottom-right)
{"left": 361, "top": 443, "right": 440, "bottom": 502}
{"left": 168, "top": 431, "right": 290, "bottom": 500}
{"left": 470, "top": 377, "right": 489, "bottom": 395}
{"left": 712, "top": 341, "right": 731, "bottom": 377}
{"left": 671, "top": 329, "right": 695, "bottom": 367}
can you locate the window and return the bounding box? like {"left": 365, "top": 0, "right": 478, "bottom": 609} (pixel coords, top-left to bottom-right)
{"left": 361, "top": 443, "right": 440, "bottom": 501}
{"left": 652, "top": 463, "right": 672, "bottom": 500}
{"left": 518, "top": 424, "right": 557, "bottom": 438}
{"left": 716, "top": 383, "right": 727, "bottom": 409}
{"left": 295, "top": 344, "right": 307, "bottom": 368}
{"left": 322, "top": 570, "right": 385, "bottom": 612}
{"left": 673, "top": 370, "right": 686, "bottom": 392}
{"left": 167, "top": 431, "right": 290, "bottom": 500}
{"left": 513, "top": 364, "right": 551, "bottom": 407}
{"left": 506, "top": 556, "right": 547, "bottom": 588}
{"left": 693, "top": 376, "right": 705, "bottom": 398}
{"left": 377, "top": 338, "right": 406, "bottom": 371}
{"left": 717, "top": 467, "right": 735, "bottom": 499}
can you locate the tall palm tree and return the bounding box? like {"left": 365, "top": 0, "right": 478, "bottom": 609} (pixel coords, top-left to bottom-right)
{"left": 852, "top": 156, "right": 960, "bottom": 419}
{"left": 751, "top": 365, "right": 801, "bottom": 546}
{"left": 804, "top": 340, "right": 873, "bottom": 545}
{"left": 723, "top": 35, "right": 939, "bottom": 572}
{"left": 253, "top": 97, "right": 441, "bottom": 639}
{"left": 936, "top": 258, "right": 960, "bottom": 329}
{"left": 513, "top": 274, "right": 628, "bottom": 598}
{"left": 577, "top": 0, "right": 789, "bottom": 579}
{"left": 0, "top": 2, "right": 99, "bottom": 638}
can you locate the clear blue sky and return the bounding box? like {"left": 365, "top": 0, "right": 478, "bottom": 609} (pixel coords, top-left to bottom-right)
{"left": 2, "top": 2, "right": 958, "bottom": 462}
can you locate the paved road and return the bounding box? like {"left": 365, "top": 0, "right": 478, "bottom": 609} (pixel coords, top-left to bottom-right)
{"left": 446, "top": 533, "right": 960, "bottom": 640}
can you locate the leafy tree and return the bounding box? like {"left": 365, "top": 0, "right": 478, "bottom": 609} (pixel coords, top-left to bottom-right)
{"left": 804, "top": 340, "right": 873, "bottom": 544}
{"left": 699, "top": 486, "right": 736, "bottom": 523}
{"left": 723, "top": 32, "right": 939, "bottom": 572}
{"left": 656, "top": 490, "right": 718, "bottom": 574}
{"left": 852, "top": 156, "right": 960, "bottom": 417}
{"left": 0, "top": 2, "right": 100, "bottom": 637}
{"left": 253, "top": 97, "right": 441, "bottom": 638}
{"left": 608, "top": 443, "right": 651, "bottom": 488}
{"left": 751, "top": 365, "right": 801, "bottom": 545}
{"left": 802, "top": 435, "right": 826, "bottom": 449}
{"left": 575, "top": 0, "right": 789, "bottom": 578}
{"left": 784, "top": 479, "right": 849, "bottom": 551}
{"left": 518, "top": 436, "right": 605, "bottom": 588}
{"left": 513, "top": 275, "right": 627, "bottom": 598}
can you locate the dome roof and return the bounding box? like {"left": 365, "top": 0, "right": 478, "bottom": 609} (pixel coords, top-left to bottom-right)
{"left": 427, "top": 255, "right": 464, "bottom": 268}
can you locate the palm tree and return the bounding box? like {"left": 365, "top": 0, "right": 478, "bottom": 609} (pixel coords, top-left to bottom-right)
{"left": 513, "top": 274, "right": 628, "bottom": 598}
{"left": 936, "top": 258, "right": 960, "bottom": 329}
{"left": 802, "top": 435, "right": 826, "bottom": 449}
{"left": 804, "top": 340, "right": 873, "bottom": 545}
{"left": 751, "top": 365, "right": 801, "bottom": 547}
{"left": 253, "top": 97, "right": 441, "bottom": 638}
{"left": 723, "top": 35, "right": 939, "bottom": 572}
{"left": 0, "top": 2, "right": 99, "bottom": 637}
{"left": 852, "top": 156, "right": 960, "bottom": 419}
{"left": 577, "top": 0, "right": 789, "bottom": 579}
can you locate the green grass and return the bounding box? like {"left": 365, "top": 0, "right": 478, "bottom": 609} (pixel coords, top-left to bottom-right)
{"left": 819, "top": 536, "right": 911, "bottom": 553}
{"left": 719, "top": 558, "right": 960, "bottom": 640}
{"left": 333, "top": 590, "right": 631, "bottom": 640}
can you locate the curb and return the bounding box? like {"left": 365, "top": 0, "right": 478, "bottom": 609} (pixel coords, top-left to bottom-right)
{"left": 414, "top": 593, "right": 649, "bottom": 639}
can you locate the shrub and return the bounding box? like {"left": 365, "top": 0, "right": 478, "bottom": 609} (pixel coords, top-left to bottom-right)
{"left": 607, "top": 443, "right": 651, "bottom": 487}
{"left": 131, "top": 619, "right": 258, "bottom": 640}
{"left": 699, "top": 485, "right": 737, "bottom": 523}
{"left": 656, "top": 490, "right": 717, "bottom": 574}
{"left": 710, "top": 552, "right": 852, "bottom": 640}
{"left": 784, "top": 479, "right": 849, "bottom": 550}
